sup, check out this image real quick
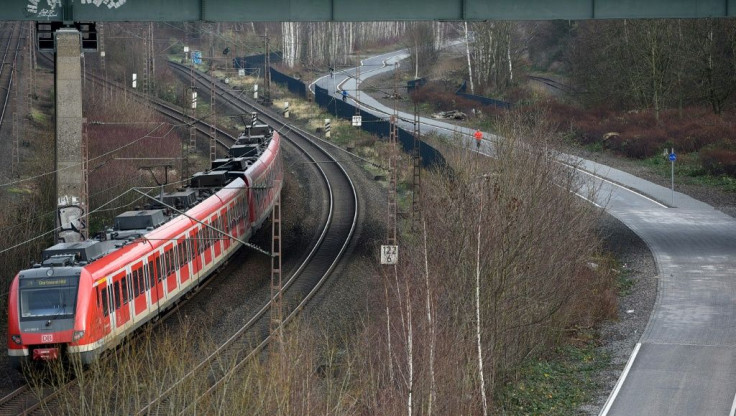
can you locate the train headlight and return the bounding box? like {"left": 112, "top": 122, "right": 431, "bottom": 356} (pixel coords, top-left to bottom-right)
{"left": 72, "top": 331, "right": 85, "bottom": 342}
{"left": 11, "top": 335, "right": 22, "bottom": 345}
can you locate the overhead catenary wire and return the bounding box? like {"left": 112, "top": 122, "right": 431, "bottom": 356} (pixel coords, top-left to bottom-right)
{"left": 0, "top": 122, "right": 180, "bottom": 189}
{"left": 0, "top": 187, "right": 159, "bottom": 256}
{"left": 131, "top": 188, "right": 272, "bottom": 257}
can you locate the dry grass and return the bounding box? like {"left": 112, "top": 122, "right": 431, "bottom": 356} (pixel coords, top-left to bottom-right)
{"left": 30, "top": 110, "right": 615, "bottom": 415}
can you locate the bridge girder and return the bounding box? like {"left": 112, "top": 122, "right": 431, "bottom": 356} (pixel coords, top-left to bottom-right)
{"left": 7, "top": 0, "right": 736, "bottom": 22}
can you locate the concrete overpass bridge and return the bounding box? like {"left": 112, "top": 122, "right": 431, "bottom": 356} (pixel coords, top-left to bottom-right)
{"left": 3, "top": 0, "right": 735, "bottom": 21}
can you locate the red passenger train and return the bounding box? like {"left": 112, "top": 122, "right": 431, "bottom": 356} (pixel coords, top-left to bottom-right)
{"left": 7, "top": 120, "right": 282, "bottom": 368}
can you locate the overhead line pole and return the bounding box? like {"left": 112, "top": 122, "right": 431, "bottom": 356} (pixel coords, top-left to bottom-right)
{"left": 387, "top": 63, "right": 398, "bottom": 247}
{"left": 270, "top": 181, "right": 283, "bottom": 349}
{"left": 412, "top": 102, "right": 421, "bottom": 231}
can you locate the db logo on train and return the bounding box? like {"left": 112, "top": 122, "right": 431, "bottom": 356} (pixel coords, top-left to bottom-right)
{"left": 42, "top": 334, "right": 53, "bottom": 343}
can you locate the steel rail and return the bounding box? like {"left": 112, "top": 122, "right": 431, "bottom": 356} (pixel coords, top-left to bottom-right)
{"left": 0, "top": 22, "right": 21, "bottom": 131}
{"left": 136, "top": 61, "right": 358, "bottom": 415}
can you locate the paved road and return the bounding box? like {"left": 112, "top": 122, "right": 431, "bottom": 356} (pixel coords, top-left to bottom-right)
{"left": 316, "top": 49, "right": 736, "bottom": 416}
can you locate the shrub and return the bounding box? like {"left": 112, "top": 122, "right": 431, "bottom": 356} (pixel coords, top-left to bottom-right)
{"left": 700, "top": 146, "right": 736, "bottom": 176}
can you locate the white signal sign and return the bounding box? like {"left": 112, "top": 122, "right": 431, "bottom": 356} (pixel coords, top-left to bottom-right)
{"left": 381, "top": 245, "right": 398, "bottom": 265}
{"left": 352, "top": 115, "right": 362, "bottom": 127}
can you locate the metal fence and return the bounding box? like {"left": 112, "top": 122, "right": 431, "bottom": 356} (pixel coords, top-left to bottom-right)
{"left": 242, "top": 60, "right": 447, "bottom": 168}
{"left": 271, "top": 67, "right": 307, "bottom": 98}
{"left": 314, "top": 85, "right": 445, "bottom": 167}
{"left": 456, "top": 81, "right": 512, "bottom": 110}
{"left": 233, "top": 52, "right": 282, "bottom": 69}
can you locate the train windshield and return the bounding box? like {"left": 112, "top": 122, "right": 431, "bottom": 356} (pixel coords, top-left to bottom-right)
{"left": 18, "top": 276, "right": 79, "bottom": 321}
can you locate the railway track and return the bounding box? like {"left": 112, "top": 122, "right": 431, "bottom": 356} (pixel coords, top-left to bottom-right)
{"left": 0, "top": 22, "right": 24, "bottom": 181}
{"left": 0, "top": 22, "right": 22, "bottom": 131}
{"left": 132, "top": 61, "right": 358, "bottom": 415}
{"left": 527, "top": 75, "right": 578, "bottom": 94}
{"left": 5, "top": 56, "right": 358, "bottom": 415}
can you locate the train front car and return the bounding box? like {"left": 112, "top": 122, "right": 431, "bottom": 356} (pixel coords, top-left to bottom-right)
{"left": 7, "top": 260, "right": 90, "bottom": 369}
{"left": 7, "top": 116, "right": 282, "bottom": 370}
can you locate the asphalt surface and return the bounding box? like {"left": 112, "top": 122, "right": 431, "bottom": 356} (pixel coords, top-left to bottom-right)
{"left": 317, "top": 49, "right": 736, "bottom": 416}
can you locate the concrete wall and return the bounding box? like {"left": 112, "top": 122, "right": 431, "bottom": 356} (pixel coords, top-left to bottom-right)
{"left": 55, "top": 29, "right": 86, "bottom": 242}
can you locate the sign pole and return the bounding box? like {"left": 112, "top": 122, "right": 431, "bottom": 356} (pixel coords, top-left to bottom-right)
{"left": 669, "top": 148, "right": 676, "bottom": 206}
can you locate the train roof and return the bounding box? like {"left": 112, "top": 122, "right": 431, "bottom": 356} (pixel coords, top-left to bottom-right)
{"left": 24, "top": 119, "right": 278, "bottom": 274}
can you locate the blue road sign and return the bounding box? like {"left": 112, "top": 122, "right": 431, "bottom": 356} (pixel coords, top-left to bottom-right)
{"left": 192, "top": 51, "right": 202, "bottom": 65}
{"left": 669, "top": 153, "right": 676, "bottom": 162}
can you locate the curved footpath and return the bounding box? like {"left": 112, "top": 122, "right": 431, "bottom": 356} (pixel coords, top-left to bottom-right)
{"left": 315, "top": 49, "right": 736, "bottom": 416}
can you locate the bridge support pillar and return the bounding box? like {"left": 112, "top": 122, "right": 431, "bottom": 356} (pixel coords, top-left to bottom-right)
{"left": 55, "top": 29, "right": 87, "bottom": 242}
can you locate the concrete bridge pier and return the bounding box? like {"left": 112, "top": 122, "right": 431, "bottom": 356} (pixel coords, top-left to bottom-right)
{"left": 55, "top": 29, "right": 86, "bottom": 242}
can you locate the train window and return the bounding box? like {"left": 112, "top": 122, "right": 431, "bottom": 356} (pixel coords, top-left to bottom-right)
{"left": 170, "top": 246, "right": 175, "bottom": 272}
{"left": 173, "top": 244, "right": 179, "bottom": 270}
{"left": 136, "top": 269, "right": 142, "bottom": 295}
{"left": 138, "top": 268, "right": 145, "bottom": 294}
{"left": 176, "top": 243, "right": 181, "bottom": 267}
{"left": 113, "top": 281, "right": 121, "bottom": 310}
{"left": 121, "top": 276, "right": 129, "bottom": 304}
{"left": 134, "top": 269, "right": 140, "bottom": 296}
{"left": 178, "top": 242, "right": 185, "bottom": 267}
{"left": 101, "top": 287, "right": 109, "bottom": 317}
{"left": 147, "top": 260, "right": 155, "bottom": 286}
{"left": 160, "top": 254, "right": 166, "bottom": 279}
{"left": 131, "top": 271, "right": 139, "bottom": 297}
{"left": 155, "top": 257, "right": 163, "bottom": 282}
{"left": 163, "top": 250, "right": 169, "bottom": 276}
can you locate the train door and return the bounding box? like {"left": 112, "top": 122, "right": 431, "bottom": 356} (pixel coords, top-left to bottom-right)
{"left": 203, "top": 221, "right": 213, "bottom": 267}
{"left": 131, "top": 262, "right": 146, "bottom": 317}
{"left": 178, "top": 237, "right": 190, "bottom": 284}
{"left": 190, "top": 228, "right": 201, "bottom": 275}
{"left": 161, "top": 243, "right": 176, "bottom": 295}
{"left": 212, "top": 213, "right": 223, "bottom": 258}
{"left": 240, "top": 196, "right": 251, "bottom": 239}
{"left": 96, "top": 279, "right": 113, "bottom": 338}
{"left": 223, "top": 208, "right": 232, "bottom": 251}
{"left": 113, "top": 271, "right": 131, "bottom": 329}
{"left": 145, "top": 255, "right": 160, "bottom": 316}
{"left": 149, "top": 252, "right": 164, "bottom": 309}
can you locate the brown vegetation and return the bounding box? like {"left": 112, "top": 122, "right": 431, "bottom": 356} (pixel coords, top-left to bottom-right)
{"left": 542, "top": 100, "right": 736, "bottom": 167}
{"left": 30, "top": 111, "right": 616, "bottom": 415}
